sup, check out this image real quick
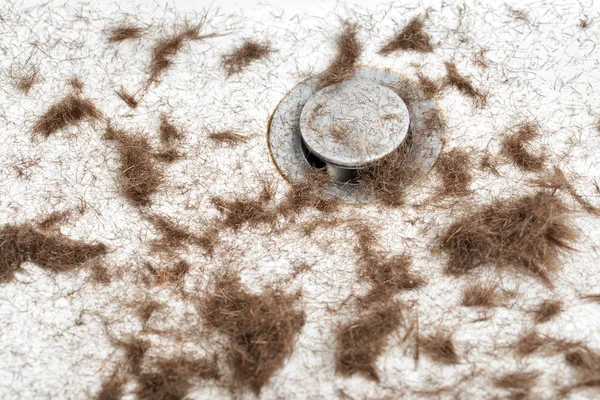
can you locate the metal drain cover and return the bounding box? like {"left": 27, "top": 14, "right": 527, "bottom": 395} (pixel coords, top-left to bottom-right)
{"left": 268, "top": 66, "right": 444, "bottom": 199}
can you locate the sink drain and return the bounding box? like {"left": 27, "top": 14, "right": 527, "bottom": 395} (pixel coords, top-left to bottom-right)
{"left": 268, "top": 66, "right": 444, "bottom": 199}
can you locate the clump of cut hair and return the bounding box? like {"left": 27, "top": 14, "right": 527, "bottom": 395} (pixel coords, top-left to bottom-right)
{"left": 96, "top": 372, "right": 125, "bottom": 400}
{"left": 12, "top": 67, "right": 39, "bottom": 95}
{"left": 351, "top": 222, "right": 378, "bottom": 258}
{"left": 358, "top": 252, "right": 425, "bottom": 304}
{"left": 514, "top": 331, "right": 577, "bottom": 358}
{"left": 69, "top": 77, "right": 85, "bottom": 92}
{"left": 200, "top": 273, "right": 305, "bottom": 394}
{"left": 196, "top": 227, "right": 221, "bottom": 257}
{"left": 329, "top": 125, "right": 347, "bottom": 141}
{"left": 473, "top": 47, "right": 489, "bottom": 69}
{"left": 579, "top": 18, "right": 592, "bottom": 29}
{"left": 145, "top": 259, "right": 191, "bottom": 286}
{"left": 301, "top": 217, "right": 343, "bottom": 237}
{"left": 222, "top": 40, "right": 273, "bottom": 76}
{"left": 37, "top": 210, "right": 71, "bottom": 230}
{"left": 208, "top": 130, "right": 248, "bottom": 145}
{"left": 169, "top": 260, "right": 190, "bottom": 282}
{"left": 154, "top": 116, "right": 184, "bottom": 162}
{"left": 137, "top": 300, "right": 162, "bottom": 324}
{"left": 104, "top": 124, "right": 163, "bottom": 207}
{"left": 150, "top": 224, "right": 219, "bottom": 259}
{"left": 434, "top": 148, "right": 472, "bottom": 196}
{"left": 319, "top": 21, "right": 362, "bottom": 88}
{"left": 287, "top": 262, "right": 313, "bottom": 281}
{"left": 501, "top": 122, "right": 546, "bottom": 172}
{"left": 149, "top": 24, "right": 219, "bottom": 83}
{"left": 582, "top": 294, "right": 600, "bottom": 303}
{"left": 565, "top": 346, "right": 600, "bottom": 371}
{"left": 479, "top": 152, "right": 500, "bottom": 175}
{"left": 115, "top": 336, "right": 151, "bottom": 374}
{"left": 379, "top": 16, "right": 433, "bottom": 55}
{"left": 506, "top": 5, "right": 530, "bottom": 22}
{"left": 276, "top": 170, "right": 340, "bottom": 217}
{"left": 443, "top": 61, "right": 486, "bottom": 107}
{"left": 514, "top": 331, "right": 545, "bottom": 356}
{"left": 417, "top": 72, "right": 442, "bottom": 99}
{"left": 462, "top": 282, "right": 497, "bottom": 307}
{"left": 135, "top": 356, "right": 220, "bottom": 400}
{"left": 116, "top": 89, "right": 138, "bottom": 108}
{"left": 0, "top": 223, "right": 107, "bottom": 283}
{"left": 533, "top": 300, "right": 562, "bottom": 323}
{"left": 420, "top": 330, "right": 459, "bottom": 364}
{"left": 211, "top": 184, "right": 275, "bottom": 231}
{"left": 33, "top": 94, "right": 101, "bottom": 137}
{"left": 357, "top": 143, "right": 417, "bottom": 207}
{"left": 439, "top": 191, "right": 576, "bottom": 285}
{"left": 90, "top": 264, "right": 111, "bottom": 284}
{"left": 563, "top": 347, "right": 600, "bottom": 393}
{"left": 154, "top": 148, "right": 182, "bottom": 163}
{"left": 494, "top": 371, "right": 538, "bottom": 399}
{"left": 423, "top": 109, "right": 445, "bottom": 131}
{"left": 532, "top": 166, "right": 599, "bottom": 216}
{"left": 335, "top": 303, "right": 403, "bottom": 381}
{"left": 107, "top": 24, "right": 144, "bottom": 43}
{"left": 159, "top": 114, "right": 184, "bottom": 145}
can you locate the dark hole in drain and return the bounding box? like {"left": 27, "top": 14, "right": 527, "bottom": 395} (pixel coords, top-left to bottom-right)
{"left": 300, "top": 138, "right": 360, "bottom": 184}
{"left": 300, "top": 137, "right": 326, "bottom": 169}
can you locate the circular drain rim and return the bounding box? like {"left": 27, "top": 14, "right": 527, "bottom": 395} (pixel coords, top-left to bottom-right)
{"left": 267, "top": 66, "right": 445, "bottom": 200}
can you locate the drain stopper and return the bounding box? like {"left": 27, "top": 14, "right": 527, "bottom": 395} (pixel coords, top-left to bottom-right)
{"left": 299, "top": 79, "right": 410, "bottom": 182}
{"left": 267, "top": 66, "right": 444, "bottom": 201}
